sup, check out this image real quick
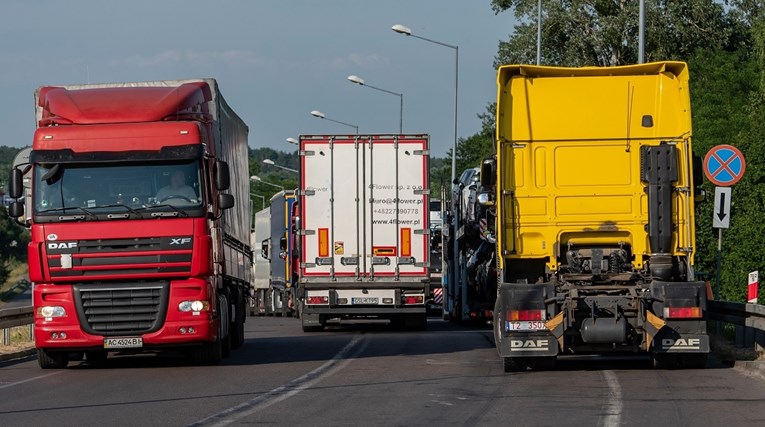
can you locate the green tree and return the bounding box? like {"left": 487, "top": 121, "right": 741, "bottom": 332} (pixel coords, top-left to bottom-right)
{"left": 491, "top": 0, "right": 733, "bottom": 67}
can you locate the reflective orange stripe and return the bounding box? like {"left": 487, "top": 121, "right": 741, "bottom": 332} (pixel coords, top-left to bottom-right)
{"left": 400, "top": 228, "right": 412, "bottom": 257}
{"left": 318, "top": 228, "right": 329, "bottom": 257}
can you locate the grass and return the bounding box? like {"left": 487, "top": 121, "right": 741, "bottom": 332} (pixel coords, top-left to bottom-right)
{"left": 0, "top": 262, "right": 29, "bottom": 303}
{"left": 0, "top": 325, "right": 35, "bottom": 355}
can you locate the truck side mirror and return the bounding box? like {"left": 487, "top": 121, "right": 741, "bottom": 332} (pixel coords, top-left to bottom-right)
{"left": 477, "top": 192, "right": 494, "bottom": 207}
{"left": 480, "top": 157, "right": 496, "bottom": 187}
{"left": 692, "top": 152, "right": 705, "bottom": 204}
{"left": 9, "top": 168, "right": 23, "bottom": 198}
{"left": 261, "top": 239, "right": 269, "bottom": 260}
{"left": 214, "top": 160, "right": 230, "bottom": 191}
{"left": 218, "top": 193, "right": 234, "bottom": 210}
{"left": 8, "top": 201, "right": 24, "bottom": 219}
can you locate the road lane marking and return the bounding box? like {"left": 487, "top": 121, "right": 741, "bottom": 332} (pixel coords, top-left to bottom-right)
{"left": 0, "top": 371, "right": 64, "bottom": 390}
{"left": 189, "top": 335, "right": 367, "bottom": 427}
{"left": 599, "top": 370, "right": 622, "bottom": 427}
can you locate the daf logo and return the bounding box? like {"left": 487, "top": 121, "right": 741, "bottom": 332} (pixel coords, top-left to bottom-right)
{"left": 48, "top": 242, "right": 77, "bottom": 250}
{"left": 510, "top": 339, "right": 549, "bottom": 350}
{"left": 662, "top": 338, "right": 701, "bottom": 349}
{"left": 171, "top": 238, "right": 192, "bottom": 245}
{"left": 47, "top": 234, "right": 58, "bottom": 241}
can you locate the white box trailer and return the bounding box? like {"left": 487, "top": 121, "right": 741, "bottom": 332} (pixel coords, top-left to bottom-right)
{"left": 249, "top": 207, "right": 271, "bottom": 315}
{"left": 298, "top": 134, "right": 431, "bottom": 331}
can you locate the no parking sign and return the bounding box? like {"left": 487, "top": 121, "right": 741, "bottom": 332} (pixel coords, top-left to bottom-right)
{"left": 704, "top": 145, "right": 746, "bottom": 187}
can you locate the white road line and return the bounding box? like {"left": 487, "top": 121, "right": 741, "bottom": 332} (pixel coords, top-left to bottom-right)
{"left": 0, "top": 371, "right": 64, "bottom": 390}
{"left": 189, "top": 335, "right": 367, "bottom": 427}
{"left": 599, "top": 370, "right": 623, "bottom": 427}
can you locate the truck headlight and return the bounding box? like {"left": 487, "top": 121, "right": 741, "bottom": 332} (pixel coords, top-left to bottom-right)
{"left": 38, "top": 306, "right": 66, "bottom": 318}
{"left": 178, "top": 300, "right": 210, "bottom": 312}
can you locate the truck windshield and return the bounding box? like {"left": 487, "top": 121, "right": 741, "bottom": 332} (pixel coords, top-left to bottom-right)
{"left": 33, "top": 160, "right": 204, "bottom": 219}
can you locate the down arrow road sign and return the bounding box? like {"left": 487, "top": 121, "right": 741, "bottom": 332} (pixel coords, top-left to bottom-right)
{"left": 713, "top": 186, "right": 731, "bottom": 229}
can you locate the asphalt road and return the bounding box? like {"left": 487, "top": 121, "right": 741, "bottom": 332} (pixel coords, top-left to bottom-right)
{"left": 1, "top": 316, "right": 764, "bottom": 427}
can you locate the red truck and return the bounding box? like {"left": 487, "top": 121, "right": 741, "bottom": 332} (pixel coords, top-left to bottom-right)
{"left": 7, "top": 79, "right": 252, "bottom": 368}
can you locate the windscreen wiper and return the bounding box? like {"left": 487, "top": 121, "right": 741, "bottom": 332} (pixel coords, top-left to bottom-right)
{"left": 37, "top": 206, "right": 98, "bottom": 221}
{"left": 95, "top": 204, "right": 145, "bottom": 219}
{"left": 139, "top": 204, "right": 189, "bottom": 218}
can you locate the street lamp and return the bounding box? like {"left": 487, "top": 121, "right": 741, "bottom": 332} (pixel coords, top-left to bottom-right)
{"left": 347, "top": 75, "right": 403, "bottom": 133}
{"left": 286, "top": 137, "right": 298, "bottom": 146}
{"left": 310, "top": 110, "right": 359, "bottom": 134}
{"left": 250, "top": 175, "right": 285, "bottom": 191}
{"left": 250, "top": 192, "right": 266, "bottom": 210}
{"left": 263, "top": 159, "right": 298, "bottom": 174}
{"left": 392, "top": 24, "right": 458, "bottom": 186}
{"left": 393, "top": 23, "right": 459, "bottom": 319}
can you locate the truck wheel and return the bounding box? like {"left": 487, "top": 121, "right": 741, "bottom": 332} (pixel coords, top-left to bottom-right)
{"left": 502, "top": 357, "right": 527, "bottom": 373}
{"left": 651, "top": 353, "right": 677, "bottom": 369}
{"left": 264, "top": 290, "right": 274, "bottom": 316}
{"left": 280, "top": 290, "right": 289, "bottom": 317}
{"left": 191, "top": 338, "right": 222, "bottom": 366}
{"left": 38, "top": 348, "right": 69, "bottom": 369}
{"left": 230, "top": 289, "right": 246, "bottom": 349}
{"left": 405, "top": 313, "right": 428, "bottom": 331}
{"left": 529, "top": 356, "right": 557, "bottom": 371}
{"left": 679, "top": 353, "right": 707, "bottom": 369}
{"left": 302, "top": 314, "right": 325, "bottom": 332}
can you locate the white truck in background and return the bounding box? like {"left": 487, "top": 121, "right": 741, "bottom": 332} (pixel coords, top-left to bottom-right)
{"left": 297, "top": 134, "right": 431, "bottom": 331}
{"left": 249, "top": 207, "right": 271, "bottom": 315}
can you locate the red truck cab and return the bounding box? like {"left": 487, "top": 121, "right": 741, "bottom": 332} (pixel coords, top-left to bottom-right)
{"left": 8, "top": 80, "right": 252, "bottom": 368}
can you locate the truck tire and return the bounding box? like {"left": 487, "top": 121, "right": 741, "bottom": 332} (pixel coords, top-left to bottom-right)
{"left": 405, "top": 313, "right": 428, "bottom": 331}
{"left": 679, "top": 353, "right": 707, "bottom": 369}
{"left": 529, "top": 356, "right": 557, "bottom": 371}
{"left": 651, "top": 353, "right": 677, "bottom": 369}
{"left": 280, "top": 290, "right": 289, "bottom": 317}
{"left": 191, "top": 338, "right": 222, "bottom": 366}
{"left": 389, "top": 315, "right": 405, "bottom": 330}
{"left": 301, "top": 312, "right": 325, "bottom": 332}
{"left": 230, "top": 289, "right": 246, "bottom": 349}
{"left": 502, "top": 357, "right": 527, "bottom": 373}
{"left": 38, "top": 348, "right": 69, "bottom": 369}
{"left": 264, "top": 289, "right": 274, "bottom": 316}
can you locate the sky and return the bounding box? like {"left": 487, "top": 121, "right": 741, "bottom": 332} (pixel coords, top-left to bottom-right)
{"left": 0, "top": 0, "right": 516, "bottom": 157}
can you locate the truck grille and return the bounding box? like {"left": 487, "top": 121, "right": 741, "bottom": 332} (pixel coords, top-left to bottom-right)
{"left": 73, "top": 282, "right": 170, "bottom": 336}
{"left": 47, "top": 236, "right": 193, "bottom": 279}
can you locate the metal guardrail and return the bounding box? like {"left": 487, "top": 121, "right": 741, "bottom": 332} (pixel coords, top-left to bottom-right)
{"left": 0, "top": 305, "right": 33, "bottom": 346}
{"left": 708, "top": 300, "right": 765, "bottom": 352}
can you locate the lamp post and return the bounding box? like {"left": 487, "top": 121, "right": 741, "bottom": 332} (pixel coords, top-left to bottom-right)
{"left": 347, "top": 75, "right": 403, "bottom": 133}
{"left": 263, "top": 159, "right": 299, "bottom": 174}
{"left": 250, "top": 175, "right": 285, "bottom": 191}
{"left": 393, "top": 23, "right": 459, "bottom": 319}
{"left": 250, "top": 192, "right": 266, "bottom": 209}
{"left": 391, "top": 24, "right": 458, "bottom": 188}
{"left": 286, "top": 137, "right": 298, "bottom": 146}
{"left": 310, "top": 110, "right": 359, "bottom": 134}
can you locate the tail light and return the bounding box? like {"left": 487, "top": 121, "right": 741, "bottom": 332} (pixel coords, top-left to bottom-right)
{"left": 664, "top": 306, "right": 702, "bottom": 319}
{"left": 403, "top": 295, "right": 424, "bottom": 305}
{"left": 507, "top": 309, "right": 545, "bottom": 321}
{"left": 307, "top": 296, "right": 329, "bottom": 305}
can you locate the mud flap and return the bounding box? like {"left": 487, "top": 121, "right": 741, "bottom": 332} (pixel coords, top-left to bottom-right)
{"left": 653, "top": 332, "right": 710, "bottom": 354}
{"left": 494, "top": 282, "right": 558, "bottom": 358}
{"left": 496, "top": 332, "right": 559, "bottom": 357}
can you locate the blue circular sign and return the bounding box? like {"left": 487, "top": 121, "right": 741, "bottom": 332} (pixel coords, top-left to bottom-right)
{"left": 703, "top": 145, "right": 746, "bottom": 186}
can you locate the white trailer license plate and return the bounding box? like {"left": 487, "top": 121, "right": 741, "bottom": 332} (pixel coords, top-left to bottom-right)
{"left": 506, "top": 321, "right": 547, "bottom": 332}
{"left": 352, "top": 297, "right": 379, "bottom": 305}
{"left": 104, "top": 337, "right": 143, "bottom": 349}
